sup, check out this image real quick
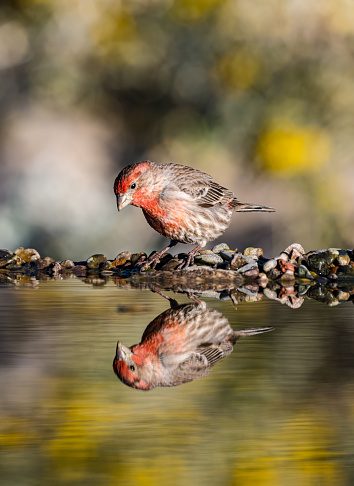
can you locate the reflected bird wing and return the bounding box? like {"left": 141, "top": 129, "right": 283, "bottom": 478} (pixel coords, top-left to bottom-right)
{"left": 172, "top": 353, "right": 211, "bottom": 383}
{"left": 198, "top": 342, "right": 233, "bottom": 366}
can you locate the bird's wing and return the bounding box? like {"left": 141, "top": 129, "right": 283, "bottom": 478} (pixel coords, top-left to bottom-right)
{"left": 171, "top": 353, "right": 211, "bottom": 384}
{"left": 197, "top": 342, "right": 233, "bottom": 367}
{"left": 165, "top": 164, "right": 235, "bottom": 208}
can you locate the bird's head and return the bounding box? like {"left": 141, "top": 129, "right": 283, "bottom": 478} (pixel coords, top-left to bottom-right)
{"left": 113, "top": 161, "right": 153, "bottom": 211}
{"left": 113, "top": 341, "right": 153, "bottom": 390}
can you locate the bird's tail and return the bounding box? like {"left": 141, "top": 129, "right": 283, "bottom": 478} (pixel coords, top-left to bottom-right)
{"left": 231, "top": 326, "right": 273, "bottom": 341}
{"left": 233, "top": 202, "right": 275, "bottom": 212}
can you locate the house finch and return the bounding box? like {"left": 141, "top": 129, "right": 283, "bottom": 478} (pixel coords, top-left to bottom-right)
{"left": 113, "top": 299, "right": 272, "bottom": 390}
{"left": 114, "top": 161, "right": 274, "bottom": 270}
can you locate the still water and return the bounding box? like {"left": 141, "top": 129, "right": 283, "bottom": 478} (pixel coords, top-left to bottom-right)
{"left": 1, "top": 277, "right": 354, "bottom": 485}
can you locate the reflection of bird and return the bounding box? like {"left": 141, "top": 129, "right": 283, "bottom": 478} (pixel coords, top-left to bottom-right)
{"left": 113, "top": 300, "right": 272, "bottom": 390}
{"left": 114, "top": 161, "right": 274, "bottom": 269}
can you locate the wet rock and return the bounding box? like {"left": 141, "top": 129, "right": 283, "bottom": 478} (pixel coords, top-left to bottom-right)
{"left": 36, "top": 257, "right": 55, "bottom": 270}
{"left": 177, "top": 253, "right": 189, "bottom": 260}
{"left": 283, "top": 243, "right": 305, "bottom": 260}
{"left": 160, "top": 260, "right": 182, "bottom": 271}
{"left": 199, "top": 250, "right": 214, "bottom": 255}
{"left": 263, "top": 258, "right": 277, "bottom": 273}
{"left": 263, "top": 288, "right": 277, "bottom": 300}
{"left": 219, "top": 249, "right": 235, "bottom": 261}
{"left": 280, "top": 269, "right": 295, "bottom": 280}
{"left": 258, "top": 272, "right": 268, "bottom": 287}
{"left": 307, "top": 249, "right": 339, "bottom": 276}
{"left": 61, "top": 260, "right": 75, "bottom": 270}
{"left": 244, "top": 247, "right": 263, "bottom": 259}
{"left": 278, "top": 252, "right": 289, "bottom": 261}
{"left": 72, "top": 265, "right": 87, "bottom": 276}
{"left": 212, "top": 243, "right": 230, "bottom": 254}
{"left": 14, "top": 247, "right": 40, "bottom": 263}
{"left": 337, "top": 290, "right": 350, "bottom": 301}
{"left": 243, "top": 267, "right": 259, "bottom": 278}
{"left": 83, "top": 277, "right": 107, "bottom": 286}
{"left": 335, "top": 254, "right": 350, "bottom": 266}
{"left": 86, "top": 254, "right": 107, "bottom": 269}
{"left": 0, "top": 249, "right": 15, "bottom": 268}
{"left": 230, "top": 253, "right": 249, "bottom": 271}
{"left": 101, "top": 261, "right": 116, "bottom": 270}
{"left": 194, "top": 253, "right": 223, "bottom": 265}
{"left": 236, "top": 262, "right": 257, "bottom": 274}
{"left": 131, "top": 253, "right": 147, "bottom": 266}
{"left": 112, "top": 257, "right": 129, "bottom": 267}
{"left": 297, "top": 264, "right": 314, "bottom": 280}
{"left": 268, "top": 268, "right": 282, "bottom": 279}
{"left": 3, "top": 254, "right": 24, "bottom": 270}
{"left": 216, "top": 262, "right": 231, "bottom": 270}
{"left": 278, "top": 259, "right": 296, "bottom": 273}
{"left": 337, "top": 265, "right": 354, "bottom": 277}
{"left": 115, "top": 251, "right": 132, "bottom": 261}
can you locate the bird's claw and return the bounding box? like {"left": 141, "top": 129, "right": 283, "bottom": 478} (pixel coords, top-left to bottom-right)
{"left": 138, "top": 255, "right": 161, "bottom": 272}
{"left": 176, "top": 253, "right": 195, "bottom": 270}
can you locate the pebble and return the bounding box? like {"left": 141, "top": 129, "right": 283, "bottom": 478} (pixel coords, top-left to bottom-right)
{"left": 263, "top": 288, "right": 277, "bottom": 300}
{"left": 219, "top": 249, "right": 235, "bottom": 261}
{"left": 72, "top": 265, "right": 88, "bottom": 276}
{"left": 194, "top": 253, "right": 224, "bottom": 265}
{"left": 115, "top": 251, "right": 132, "bottom": 261}
{"left": 230, "top": 253, "right": 249, "bottom": 270}
{"left": 236, "top": 262, "right": 258, "bottom": 274}
{"left": 268, "top": 268, "right": 282, "bottom": 279}
{"left": 14, "top": 247, "right": 40, "bottom": 263}
{"left": 160, "top": 260, "right": 182, "bottom": 271}
{"left": 297, "top": 264, "right": 314, "bottom": 280}
{"left": 243, "top": 247, "right": 263, "bottom": 258}
{"left": 337, "top": 290, "right": 350, "bottom": 301}
{"left": 86, "top": 254, "right": 107, "bottom": 269}
{"left": 4, "top": 255, "right": 25, "bottom": 270}
{"left": 335, "top": 254, "right": 350, "bottom": 266}
{"left": 112, "top": 256, "right": 130, "bottom": 267}
{"left": 131, "top": 253, "right": 147, "bottom": 266}
{"left": 243, "top": 268, "right": 259, "bottom": 278}
{"left": 0, "top": 250, "right": 15, "bottom": 268}
{"left": 281, "top": 269, "right": 295, "bottom": 279}
{"left": 211, "top": 243, "right": 230, "bottom": 254}
{"left": 263, "top": 258, "right": 277, "bottom": 273}
{"left": 278, "top": 259, "right": 296, "bottom": 273}
{"left": 61, "top": 260, "right": 75, "bottom": 270}
{"left": 36, "top": 257, "right": 55, "bottom": 270}
{"left": 283, "top": 243, "right": 305, "bottom": 260}
{"left": 278, "top": 252, "right": 289, "bottom": 261}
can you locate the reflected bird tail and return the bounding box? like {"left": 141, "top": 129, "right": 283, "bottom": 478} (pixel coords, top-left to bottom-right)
{"left": 231, "top": 326, "right": 273, "bottom": 341}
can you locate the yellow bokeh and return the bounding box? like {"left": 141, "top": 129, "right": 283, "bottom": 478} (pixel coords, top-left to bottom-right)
{"left": 171, "top": 0, "right": 225, "bottom": 22}
{"left": 217, "top": 48, "right": 261, "bottom": 90}
{"left": 257, "top": 124, "right": 331, "bottom": 176}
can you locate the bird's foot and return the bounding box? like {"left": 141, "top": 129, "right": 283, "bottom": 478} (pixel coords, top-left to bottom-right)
{"left": 176, "top": 252, "right": 197, "bottom": 270}
{"left": 138, "top": 253, "right": 161, "bottom": 272}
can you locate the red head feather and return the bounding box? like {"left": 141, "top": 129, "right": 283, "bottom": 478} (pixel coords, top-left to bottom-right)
{"left": 113, "top": 161, "right": 152, "bottom": 195}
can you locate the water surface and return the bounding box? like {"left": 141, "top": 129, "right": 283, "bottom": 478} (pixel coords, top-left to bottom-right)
{"left": 1, "top": 278, "right": 354, "bottom": 485}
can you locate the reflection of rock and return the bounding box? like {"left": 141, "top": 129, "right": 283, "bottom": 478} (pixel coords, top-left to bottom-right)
{"left": 113, "top": 297, "right": 272, "bottom": 390}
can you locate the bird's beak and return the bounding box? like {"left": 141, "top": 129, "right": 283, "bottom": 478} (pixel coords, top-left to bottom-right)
{"left": 116, "top": 341, "right": 132, "bottom": 360}
{"left": 116, "top": 193, "right": 132, "bottom": 211}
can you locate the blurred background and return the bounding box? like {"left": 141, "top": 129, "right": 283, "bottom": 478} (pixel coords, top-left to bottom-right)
{"left": 0, "top": 0, "right": 353, "bottom": 261}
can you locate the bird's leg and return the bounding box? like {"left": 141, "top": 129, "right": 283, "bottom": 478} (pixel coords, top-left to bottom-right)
{"left": 178, "top": 243, "right": 204, "bottom": 269}
{"left": 149, "top": 284, "right": 179, "bottom": 309}
{"left": 186, "top": 291, "right": 203, "bottom": 305}
{"left": 139, "top": 240, "right": 178, "bottom": 272}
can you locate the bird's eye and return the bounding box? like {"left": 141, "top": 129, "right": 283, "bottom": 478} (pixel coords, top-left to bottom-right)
{"left": 130, "top": 183, "right": 136, "bottom": 189}
{"left": 130, "top": 365, "right": 135, "bottom": 371}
